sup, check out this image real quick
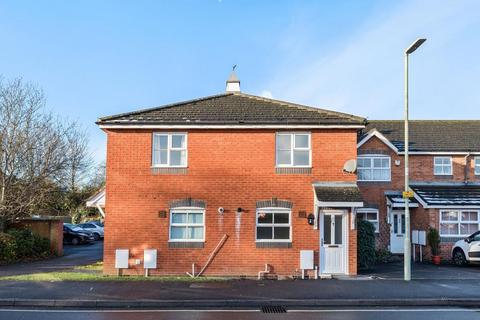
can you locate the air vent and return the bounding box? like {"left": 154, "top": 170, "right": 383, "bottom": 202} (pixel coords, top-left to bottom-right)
{"left": 261, "top": 305, "right": 287, "bottom": 313}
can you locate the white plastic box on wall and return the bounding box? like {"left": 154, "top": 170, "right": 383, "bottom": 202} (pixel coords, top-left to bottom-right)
{"left": 144, "top": 249, "right": 157, "bottom": 269}
{"left": 115, "top": 249, "right": 129, "bottom": 269}
{"left": 300, "top": 250, "right": 314, "bottom": 270}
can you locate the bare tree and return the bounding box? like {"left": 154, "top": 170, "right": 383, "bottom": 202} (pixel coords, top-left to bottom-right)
{"left": 0, "top": 77, "right": 86, "bottom": 230}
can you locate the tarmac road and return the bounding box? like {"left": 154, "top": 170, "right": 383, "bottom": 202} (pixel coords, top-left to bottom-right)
{"left": 0, "top": 307, "right": 479, "bottom": 320}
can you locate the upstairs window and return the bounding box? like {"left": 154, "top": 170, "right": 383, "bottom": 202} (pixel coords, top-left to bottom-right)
{"left": 475, "top": 157, "right": 480, "bottom": 175}
{"left": 152, "top": 133, "right": 187, "bottom": 167}
{"left": 357, "top": 156, "right": 391, "bottom": 181}
{"left": 256, "top": 208, "right": 291, "bottom": 242}
{"left": 434, "top": 156, "right": 452, "bottom": 175}
{"left": 276, "top": 133, "right": 311, "bottom": 167}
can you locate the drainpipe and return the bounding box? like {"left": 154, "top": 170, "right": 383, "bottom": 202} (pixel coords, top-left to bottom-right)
{"left": 464, "top": 153, "right": 471, "bottom": 183}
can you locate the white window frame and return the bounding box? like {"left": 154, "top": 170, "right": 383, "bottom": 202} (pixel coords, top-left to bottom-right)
{"left": 275, "top": 132, "right": 312, "bottom": 168}
{"left": 255, "top": 207, "right": 292, "bottom": 242}
{"left": 357, "top": 155, "right": 391, "bottom": 182}
{"left": 475, "top": 157, "right": 480, "bottom": 175}
{"left": 169, "top": 207, "right": 205, "bottom": 242}
{"left": 439, "top": 209, "right": 480, "bottom": 237}
{"left": 433, "top": 156, "right": 452, "bottom": 176}
{"left": 356, "top": 208, "right": 380, "bottom": 233}
{"left": 152, "top": 132, "right": 188, "bottom": 168}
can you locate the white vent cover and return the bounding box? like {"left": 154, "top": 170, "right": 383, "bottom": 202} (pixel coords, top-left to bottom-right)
{"left": 144, "top": 249, "right": 157, "bottom": 269}
{"left": 300, "top": 250, "right": 314, "bottom": 270}
{"left": 115, "top": 249, "right": 129, "bottom": 269}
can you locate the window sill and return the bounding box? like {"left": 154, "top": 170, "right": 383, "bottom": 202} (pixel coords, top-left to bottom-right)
{"left": 256, "top": 242, "right": 292, "bottom": 248}
{"left": 168, "top": 241, "right": 204, "bottom": 249}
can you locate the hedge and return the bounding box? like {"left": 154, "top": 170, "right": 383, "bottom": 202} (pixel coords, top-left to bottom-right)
{"left": 0, "top": 229, "right": 51, "bottom": 264}
{"left": 357, "top": 220, "right": 376, "bottom": 270}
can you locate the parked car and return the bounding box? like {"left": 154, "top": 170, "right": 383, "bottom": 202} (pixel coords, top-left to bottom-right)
{"left": 77, "top": 222, "right": 104, "bottom": 240}
{"left": 451, "top": 231, "right": 480, "bottom": 266}
{"left": 63, "top": 224, "right": 94, "bottom": 245}
{"left": 90, "top": 220, "right": 104, "bottom": 228}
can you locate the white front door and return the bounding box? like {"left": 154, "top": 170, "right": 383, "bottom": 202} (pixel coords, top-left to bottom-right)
{"left": 320, "top": 210, "right": 347, "bottom": 274}
{"left": 390, "top": 211, "right": 405, "bottom": 254}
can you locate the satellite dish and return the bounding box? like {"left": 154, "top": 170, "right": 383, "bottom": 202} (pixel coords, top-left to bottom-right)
{"left": 343, "top": 159, "right": 357, "bottom": 173}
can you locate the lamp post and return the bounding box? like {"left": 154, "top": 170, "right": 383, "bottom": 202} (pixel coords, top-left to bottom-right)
{"left": 404, "top": 38, "right": 426, "bottom": 281}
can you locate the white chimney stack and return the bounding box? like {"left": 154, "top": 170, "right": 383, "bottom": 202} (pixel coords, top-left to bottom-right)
{"left": 226, "top": 67, "right": 240, "bottom": 93}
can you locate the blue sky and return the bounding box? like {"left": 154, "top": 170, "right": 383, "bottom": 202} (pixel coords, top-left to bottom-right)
{"left": 0, "top": 0, "right": 479, "bottom": 163}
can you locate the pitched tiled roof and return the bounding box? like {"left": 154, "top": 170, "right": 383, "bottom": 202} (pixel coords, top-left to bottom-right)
{"left": 411, "top": 183, "right": 480, "bottom": 206}
{"left": 362, "top": 120, "right": 480, "bottom": 152}
{"left": 97, "top": 92, "right": 365, "bottom": 126}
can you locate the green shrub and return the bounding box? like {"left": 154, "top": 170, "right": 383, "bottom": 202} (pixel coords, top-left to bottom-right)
{"left": 357, "top": 220, "right": 376, "bottom": 270}
{"left": 0, "top": 229, "right": 51, "bottom": 263}
{"left": 0, "top": 233, "right": 17, "bottom": 263}
{"left": 427, "top": 228, "right": 440, "bottom": 256}
{"left": 375, "top": 248, "right": 392, "bottom": 264}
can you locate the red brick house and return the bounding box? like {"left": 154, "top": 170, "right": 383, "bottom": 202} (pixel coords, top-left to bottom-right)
{"left": 357, "top": 121, "right": 480, "bottom": 258}
{"left": 97, "top": 75, "right": 366, "bottom": 277}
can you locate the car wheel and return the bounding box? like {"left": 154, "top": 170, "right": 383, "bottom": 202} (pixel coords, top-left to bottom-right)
{"left": 93, "top": 233, "right": 100, "bottom": 241}
{"left": 71, "top": 237, "right": 80, "bottom": 246}
{"left": 452, "top": 249, "right": 467, "bottom": 266}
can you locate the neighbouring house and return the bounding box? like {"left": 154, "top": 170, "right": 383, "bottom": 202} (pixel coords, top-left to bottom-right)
{"left": 86, "top": 188, "right": 106, "bottom": 218}
{"left": 97, "top": 73, "right": 366, "bottom": 277}
{"left": 357, "top": 120, "right": 480, "bottom": 258}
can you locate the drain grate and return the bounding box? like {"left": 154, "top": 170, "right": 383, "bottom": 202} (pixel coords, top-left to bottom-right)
{"left": 261, "top": 305, "right": 287, "bottom": 313}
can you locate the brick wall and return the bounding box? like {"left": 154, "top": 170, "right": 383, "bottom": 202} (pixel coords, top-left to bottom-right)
{"left": 104, "top": 128, "right": 359, "bottom": 276}
{"left": 358, "top": 136, "right": 479, "bottom": 253}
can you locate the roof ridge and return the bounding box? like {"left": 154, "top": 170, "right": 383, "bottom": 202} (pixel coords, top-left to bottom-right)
{"left": 97, "top": 93, "right": 233, "bottom": 122}
{"left": 234, "top": 92, "right": 365, "bottom": 122}
{"left": 369, "top": 120, "right": 480, "bottom": 122}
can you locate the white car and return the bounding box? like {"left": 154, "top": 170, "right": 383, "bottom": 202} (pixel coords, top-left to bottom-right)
{"left": 451, "top": 231, "right": 480, "bottom": 266}
{"left": 78, "top": 222, "right": 104, "bottom": 241}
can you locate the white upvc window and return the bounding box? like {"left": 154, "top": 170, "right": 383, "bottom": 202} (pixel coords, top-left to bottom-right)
{"left": 152, "top": 133, "right": 187, "bottom": 167}
{"left": 256, "top": 208, "right": 291, "bottom": 242}
{"left": 357, "top": 209, "right": 380, "bottom": 233}
{"left": 169, "top": 208, "right": 205, "bottom": 242}
{"left": 434, "top": 156, "right": 452, "bottom": 175}
{"left": 275, "top": 133, "right": 311, "bottom": 168}
{"left": 475, "top": 157, "right": 480, "bottom": 175}
{"left": 440, "top": 210, "right": 480, "bottom": 237}
{"left": 357, "top": 155, "right": 391, "bottom": 181}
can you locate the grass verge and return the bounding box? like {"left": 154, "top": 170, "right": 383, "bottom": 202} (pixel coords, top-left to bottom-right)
{"left": 0, "top": 272, "right": 229, "bottom": 282}
{"left": 0, "top": 261, "right": 229, "bottom": 282}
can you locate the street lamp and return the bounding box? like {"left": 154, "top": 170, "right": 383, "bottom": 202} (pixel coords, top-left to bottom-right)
{"left": 404, "top": 38, "right": 426, "bottom": 281}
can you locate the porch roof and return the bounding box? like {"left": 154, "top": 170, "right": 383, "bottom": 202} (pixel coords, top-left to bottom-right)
{"left": 411, "top": 183, "right": 480, "bottom": 208}
{"left": 314, "top": 182, "right": 364, "bottom": 207}
{"left": 385, "top": 191, "right": 419, "bottom": 208}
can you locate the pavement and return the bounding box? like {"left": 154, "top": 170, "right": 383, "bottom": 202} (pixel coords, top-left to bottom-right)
{"left": 1, "top": 244, "right": 480, "bottom": 309}
{"left": 0, "top": 241, "right": 103, "bottom": 276}
{"left": 360, "top": 261, "right": 480, "bottom": 280}
{"left": 1, "top": 268, "right": 480, "bottom": 308}
{"left": 1, "top": 307, "right": 479, "bottom": 320}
